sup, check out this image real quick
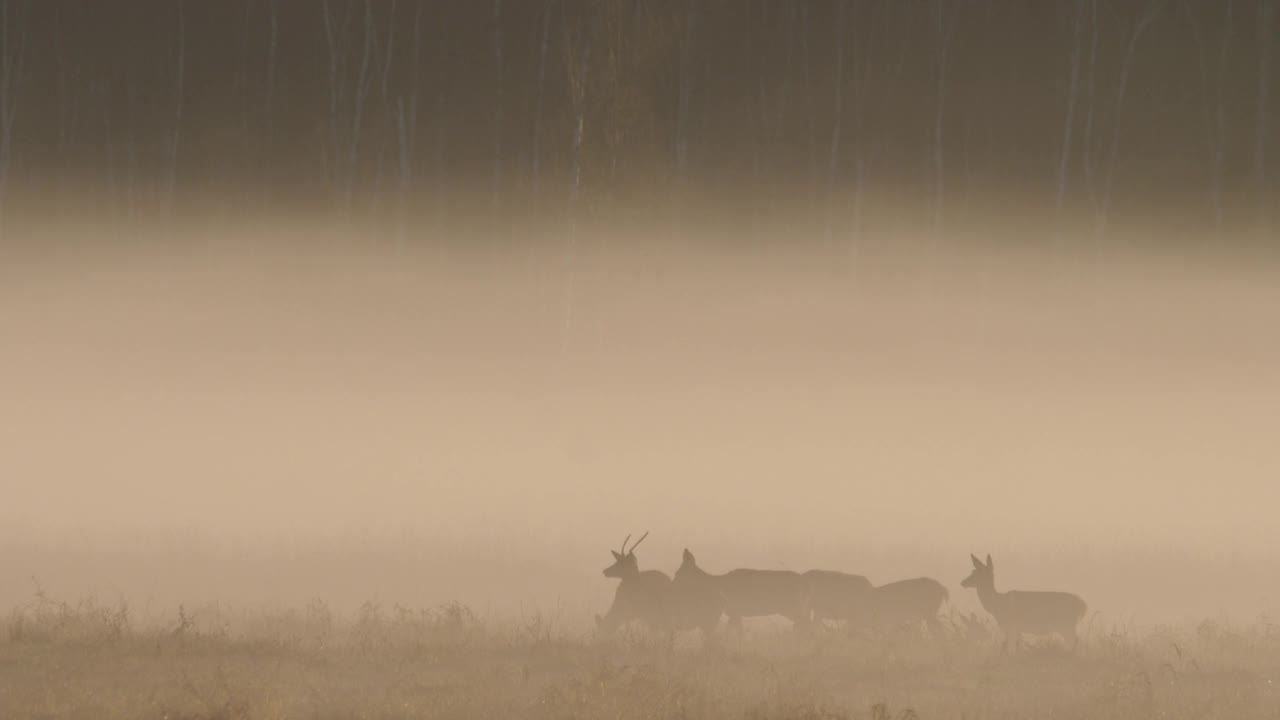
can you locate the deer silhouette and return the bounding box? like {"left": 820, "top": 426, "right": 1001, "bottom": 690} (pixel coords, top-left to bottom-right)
{"left": 961, "top": 553, "right": 1086, "bottom": 651}
{"left": 803, "top": 569, "right": 873, "bottom": 625}
{"left": 862, "top": 577, "right": 949, "bottom": 634}
{"left": 676, "top": 549, "right": 811, "bottom": 631}
{"left": 596, "top": 532, "right": 672, "bottom": 635}
{"left": 596, "top": 533, "right": 721, "bottom": 645}
{"left": 804, "top": 568, "right": 947, "bottom": 633}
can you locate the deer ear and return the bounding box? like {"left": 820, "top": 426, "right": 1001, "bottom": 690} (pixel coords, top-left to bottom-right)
{"left": 611, "top": 550, "right": 622, "bottom": 560}
{"left": 985, "top": 554, "right": 993, "bottom": 569}
{"left": 970, "top": 554, "right": 982, "bottom": 568}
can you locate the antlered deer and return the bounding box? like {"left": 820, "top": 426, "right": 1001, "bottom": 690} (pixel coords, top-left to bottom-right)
{"left": 961, "top": 553, "right": 1086, "bottom": 650}
{"left": 803, "top": 569, "right": 873, "bottom": 624}
{"left": 676, "top": 549, "right": 810, "bottom": 630}
{"left": 596, "top": 534, "right": 720, "bottom": 643}
{"left": 596, "top": 533, "right": 673, "bottom": 635}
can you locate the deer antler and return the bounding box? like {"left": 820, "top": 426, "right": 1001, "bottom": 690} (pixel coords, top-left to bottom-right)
{"left": 620, "top": 534, "right": 632, "bottom": 555}
{"left": 627, "top": 531, "right": 649, "bottom": 555}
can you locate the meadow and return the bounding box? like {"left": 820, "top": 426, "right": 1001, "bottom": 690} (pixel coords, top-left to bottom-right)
{"left": 4, "top": 587, "right": 1279, "bottom": 720}
{"left": 4, "top": 215, "right": 1279, "bottom": 719}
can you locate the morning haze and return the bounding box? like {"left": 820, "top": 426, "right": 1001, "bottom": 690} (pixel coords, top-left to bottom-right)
{"left": 3, "top": 214, "right": 1277, "bottom": 624}
{"left": 1, "top": 1, "right": 1279, "bottom": 717}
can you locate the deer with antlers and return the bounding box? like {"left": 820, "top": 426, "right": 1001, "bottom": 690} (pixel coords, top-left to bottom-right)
{"left": 597, "top": 533, "right": 671, "bottom": 635}
{"left": 597, "top": 533, "right": 723, "bottom": 643}
{"left": 961, "top": 553, "right": 1086, "bottom": 651}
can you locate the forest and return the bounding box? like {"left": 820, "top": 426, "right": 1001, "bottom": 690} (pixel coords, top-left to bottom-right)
{"left": 0, "top": 1, "right": 1274, "bottom": 245}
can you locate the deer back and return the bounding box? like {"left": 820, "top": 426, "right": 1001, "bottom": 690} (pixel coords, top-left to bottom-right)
{"left": 993, "top": 589, "right": 1086, "bottom": 633}
{"left": 866, "top": 577, "right": 949, "bottom": 624}
{"left": 804, "top": 570, "right": 873, "bottom": 621}
{"left": 716, "top": 568, "right": 810, "bottom": 617}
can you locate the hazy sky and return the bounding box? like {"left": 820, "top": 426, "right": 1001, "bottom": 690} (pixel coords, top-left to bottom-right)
{"left": 4, "top": 228, "right": 1277, "bottom": 546}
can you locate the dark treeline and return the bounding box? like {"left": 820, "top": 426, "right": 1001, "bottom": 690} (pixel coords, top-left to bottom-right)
{"left": 0, "top": 0, "right": 1276, "bottom": 239}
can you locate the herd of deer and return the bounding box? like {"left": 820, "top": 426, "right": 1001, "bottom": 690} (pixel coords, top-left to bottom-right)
{"left": 597, "top": 533, "right": 1088, "bottom": 650}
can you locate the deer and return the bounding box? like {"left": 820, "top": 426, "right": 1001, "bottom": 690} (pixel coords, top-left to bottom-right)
{"left": 803, "top": 570, "right": 873, "bottom": 625}
{"left": 596, "top": 532, "right": 673, "bottom": 635}
{"left": 676, "top": 549, "right": 811, "bottom": 631}
{"left": 862, "top": 577, "right": 950, "bottom": 635}
{"left": 668, "top": 552, "right": 727, "bottom": 641}
{"left": 595, "top": 533, "right": 721, "bottom": 645}
{"left": 961, "top": 553, "right": 1086, "bottom": 651}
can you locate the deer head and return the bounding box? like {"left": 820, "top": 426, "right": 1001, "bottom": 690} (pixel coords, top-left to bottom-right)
{"left": 602, "top": 532, "right": 648, "bottom": 579}
{"left": 961, "top": 553, "right": 994, "bottom": 589}
{"left": 674, "top": 548, "right": 701, "bottom": 580}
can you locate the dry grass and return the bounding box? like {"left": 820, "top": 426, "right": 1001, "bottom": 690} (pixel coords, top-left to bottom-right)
{"left": 3, "top": 591, "right": 1279, "bottom": 720}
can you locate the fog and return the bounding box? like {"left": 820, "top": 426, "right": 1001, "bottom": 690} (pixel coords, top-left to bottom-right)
{"left": 2, "top": 211, "right": 1277, "bottom": 626}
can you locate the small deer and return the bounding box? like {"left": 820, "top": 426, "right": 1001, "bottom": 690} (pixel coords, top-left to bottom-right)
{"left": 676, "top": 549, "right": 811, "bottom": 631}
{"left": 596, "top": 532, "right": 673, "bottom": 635}
{"left": 803, "top": 569, "right": 873, "bottom": 625}
{"left": 961, "top": 553, "right": 1086, "bottom": 651}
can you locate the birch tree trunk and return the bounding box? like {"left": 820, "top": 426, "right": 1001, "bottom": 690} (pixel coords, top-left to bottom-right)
{"left": 1055, "top": 0, "right": 1085, "bottom": 223}
{"left": 826, "top": 0, "right": 847, "bottom": 245}
{"left": 561, "top": 7, "right": 593, "bottom": 356}
{"left": 1095, "top": 1, "right": 1160, "bottom": 242}
{"left": 492, "top": 0, "right": 504, "bottom": 218}
{"left": 348, "top": 3, "right": 373, "bottom": 210}
{"left": 531, "top": 0, "right": 552, "bottom": 201}
{"left": 932, "top": 0, "right": 958, "bottom": 237}
{"left": 1080, "top": 0, "right": 1099, "bottom": 215}
{"left": 1182, "top": 0, "right": 1232, "bottom": 234}
{"left": 675, "top": 0, "right": 698, "bottom": 178}
{"left": 321, "top": 0, "right": 374, "bottom": 212}
{"left": 1256, "top": 0, "right": 1274, "bottom": 231}
{"left": 396, "top": 1, "right": 424, "bottom": 254}
{"left": 165, "top": 0, "right": 186, "bottom": 212}
{"left": 266, "top": 0, "right": 278, "bottom": 137}
{"left": 0, "top": 0, "right": 28, "bottom": 221}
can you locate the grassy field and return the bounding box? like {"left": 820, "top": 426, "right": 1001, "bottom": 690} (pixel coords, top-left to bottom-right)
{"left": 3, "top": 591, "right": 1279, "bottom": 720}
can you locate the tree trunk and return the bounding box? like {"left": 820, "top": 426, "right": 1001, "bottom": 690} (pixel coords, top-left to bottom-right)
{"left": 266, "top": 0, "right": 278, "bottom": 137}
{"left": 347, "top": 2, "right": 374, "bottom": 210}
{"left": 1096, "top": 2, "right": 1160, "bottom": 242}
{"left": 1182, "top": 0, "right": 1232, "bottom": 234}
{"left": 932, "top": 0, "right": 957, "bottom": 237}
{"left": 166, "top": 0, "right": 186, "bottom": 212}
{"left": 1256, "top": 0, "right": 1274, "bottom": 229}
{"left": 1055, "top": 0, "right": 1085, "bottom": 222}
{"left": 396, "top": 1, "right": 423, "bottom": 254}
{"left": 826, "top": 0, "right": 847, "bottom": 245}
{"left": 492, "top": 0, "right": 504, "bottom": 219}
{"left": 675, "top": 0, "right": 698, "bottom": 178}
{"left": 0, "top": 0, "right": 29, "bottom": 221}
{"left": 531, "top": 0, "right": 552, "bottom": 201}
